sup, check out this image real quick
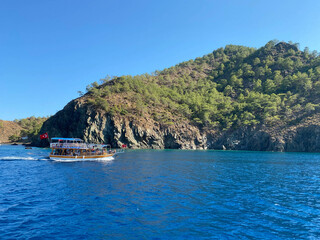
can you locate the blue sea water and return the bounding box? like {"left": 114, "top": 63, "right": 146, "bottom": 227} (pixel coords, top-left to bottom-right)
{"left": 1, "top": 145, "right": 320, "bottom": 239}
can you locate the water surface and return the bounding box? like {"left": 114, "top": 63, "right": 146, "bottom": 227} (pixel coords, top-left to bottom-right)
{"left": 1, "top": 145, "right": 320, "bottom": 239}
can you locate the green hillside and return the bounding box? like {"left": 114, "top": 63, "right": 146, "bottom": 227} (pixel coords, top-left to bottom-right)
{"left": 83, "top": 40, "right": 320, "bottom": 131}
{"left": 7, "top": 117, "right": 48, "bottom": 143}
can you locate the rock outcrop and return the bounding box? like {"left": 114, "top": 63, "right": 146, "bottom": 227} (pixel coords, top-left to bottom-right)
{"left": 36, "top": 98, "right": 210, "bottom": 149}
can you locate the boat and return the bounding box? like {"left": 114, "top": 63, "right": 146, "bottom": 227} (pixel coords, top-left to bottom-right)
{"left": 49, "top": 137, "right": 118, "bottom": 161}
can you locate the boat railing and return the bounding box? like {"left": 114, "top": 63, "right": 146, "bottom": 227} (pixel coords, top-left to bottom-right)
{"left": 50, "top": 143, "right": 113, "bottom": 150}
{"left": 87, "top": 144, "right": 110, "bottom": 149}
{"left": 50, "top": 143, "right": 88, "bottom": 149}
{"left": 83, "top": 150, "right": 116, "bottom": 156}
{"left": 51, "top": 149, "right": 116, "bottom": 156}
{"left": 116, "top": 149, "right": 125, "bottom": 154}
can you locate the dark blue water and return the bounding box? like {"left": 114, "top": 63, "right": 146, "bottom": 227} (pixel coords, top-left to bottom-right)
{"left": 1, "top": 145, "right": 320, "bottom": 239}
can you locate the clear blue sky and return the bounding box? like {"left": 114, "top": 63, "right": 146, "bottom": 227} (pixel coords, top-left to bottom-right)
{"left": 1, "top": 0, "right": 320, "bottom": 120}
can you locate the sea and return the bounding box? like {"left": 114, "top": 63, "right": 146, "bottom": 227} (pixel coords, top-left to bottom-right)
{"left": 1, "top": 145, "right": 320, "bottom": 239}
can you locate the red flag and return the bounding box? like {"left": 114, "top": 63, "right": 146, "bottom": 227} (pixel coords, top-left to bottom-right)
{"left": 40, "top": 133, "right": 49, "bottom": 140}
{"left": 121, "top": 144, "right": 127, "bottom": 148}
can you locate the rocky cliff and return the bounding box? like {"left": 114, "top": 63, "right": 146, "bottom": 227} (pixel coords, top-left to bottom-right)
{"left": 36, "top": 97, "right": 320, "bottom": 152}
{"left": 36, "top": 98, "right": 210, "bottom": 149}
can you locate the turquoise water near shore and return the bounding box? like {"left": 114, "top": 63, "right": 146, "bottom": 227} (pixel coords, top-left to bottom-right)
{"left": 1, "top": 145, "right": 320, "bottom": 239}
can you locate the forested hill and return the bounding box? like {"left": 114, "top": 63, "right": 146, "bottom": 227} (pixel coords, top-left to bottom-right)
{"left": 38, "top": 41, "right": 320, "bottom": 151}
{"left": 0, "top": 117, "right": 48, "bottom": 143}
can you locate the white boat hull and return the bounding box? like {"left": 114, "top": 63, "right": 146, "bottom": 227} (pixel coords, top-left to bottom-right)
{"left": 49, "top": 154, "right": 115, "bottom": 161}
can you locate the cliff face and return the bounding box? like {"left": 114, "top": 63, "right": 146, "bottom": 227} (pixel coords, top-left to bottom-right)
{"left": 209, "top": 124, "right": 320, "bottom": 152}
{"left": 36, "top": 98, "right": 320, "bottom": 152}
{"left": 37, "top": 99, "right": 209, "bottom": 149}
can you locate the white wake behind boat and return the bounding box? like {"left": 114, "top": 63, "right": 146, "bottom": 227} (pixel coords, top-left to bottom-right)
{"left": 49, "top": 138, "right": 119, "bottom": 161}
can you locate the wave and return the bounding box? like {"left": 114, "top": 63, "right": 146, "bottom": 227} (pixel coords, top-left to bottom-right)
{"left": 0, "top": 156, "right": 113, "bottom": 162}
{"left": 0, "top": 156, "right": 49, "bottom": 161}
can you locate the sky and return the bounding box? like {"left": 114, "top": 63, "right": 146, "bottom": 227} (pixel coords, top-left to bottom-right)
{"left": 1, "top": 0, "right": 320, "bottom": 120}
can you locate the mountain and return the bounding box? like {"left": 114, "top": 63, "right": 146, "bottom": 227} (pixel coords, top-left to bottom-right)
{"left": 35, "top": 41, "right": 320, "bottom": 151}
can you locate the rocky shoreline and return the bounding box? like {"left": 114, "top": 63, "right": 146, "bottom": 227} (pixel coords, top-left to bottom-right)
{"left": 33, "top": 99, "right": 320, "bottom": 152}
